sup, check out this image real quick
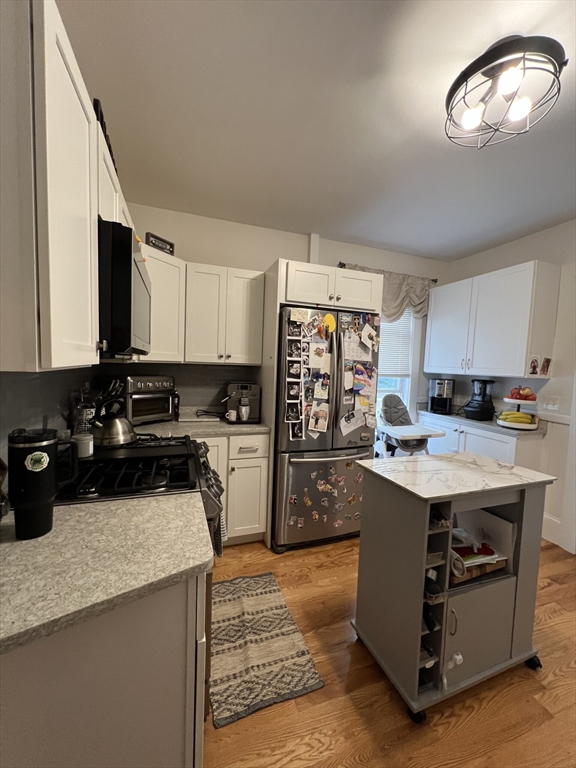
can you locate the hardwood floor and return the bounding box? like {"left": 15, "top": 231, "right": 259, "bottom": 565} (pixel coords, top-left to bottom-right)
{"left": 204, "top": 538, "right": 576, "bottom": 768}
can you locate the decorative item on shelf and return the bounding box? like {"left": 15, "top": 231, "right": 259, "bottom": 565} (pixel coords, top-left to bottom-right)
{"left": 145, "top": 232, "right": 175, "bottom": 256}
{"left": 445, "top": 35, "right": 568, "bottom": 148}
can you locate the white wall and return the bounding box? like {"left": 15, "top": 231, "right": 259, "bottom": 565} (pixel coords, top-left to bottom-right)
{"left": 448, "top": 220, "right": 576, "bottom": 553}
{"left": 129, "top": 202, "right": 309, "bottom": 271}
{"left": 129, "top": 201, "right": 450, "bottom": 280}
{"left": 318, "top": 238, "right": 450, "bottom": 282}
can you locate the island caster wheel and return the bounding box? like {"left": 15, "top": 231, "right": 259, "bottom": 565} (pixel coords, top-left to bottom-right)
{"left": 525, "top": 655, "right": 542, "bottom": 671}
{"left": 272, "top": 542, "right": 287, "bottom": 555}
{"left": 407, "top": 708, "right": 427, "bottom": 724}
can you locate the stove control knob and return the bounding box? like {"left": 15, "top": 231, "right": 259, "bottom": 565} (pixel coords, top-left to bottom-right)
{"left": 154, "top": 382, "right": 160, "bottom": 388}
{"left": 146, "top": 382, "right": 153, "bottom": 389}
{"left": 137, "top": 382, "right": 143, "bottom": 390}
{"left": 198, "top": 442, "right": 209, "bottom": 458}
{"left": 163, "top": 381, "right": 170, "bottom": 388}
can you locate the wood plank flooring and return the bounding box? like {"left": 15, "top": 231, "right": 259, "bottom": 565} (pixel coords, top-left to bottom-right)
{"left": 204, "top": 538, "right": 576, "bottom": 768}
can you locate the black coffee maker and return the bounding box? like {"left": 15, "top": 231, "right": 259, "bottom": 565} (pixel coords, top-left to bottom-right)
{"left": 463, "top": 379, "right": 495, "bottom": 421}
{"left": 8, "top": 429, "right": 78, "bottom": 540}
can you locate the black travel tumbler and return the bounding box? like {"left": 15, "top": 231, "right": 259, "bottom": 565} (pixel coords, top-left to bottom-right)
{"left": 8, "top": 429, "right": 78, "bottom": 540}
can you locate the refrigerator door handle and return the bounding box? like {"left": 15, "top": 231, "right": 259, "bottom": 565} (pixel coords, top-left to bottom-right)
{"left": 289, "top": 452, "right": 371, "bottom": 464}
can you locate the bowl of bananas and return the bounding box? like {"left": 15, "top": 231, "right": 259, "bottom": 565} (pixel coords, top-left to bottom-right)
{"left": 497, "top": 411, "right": 539, "bottom": 430}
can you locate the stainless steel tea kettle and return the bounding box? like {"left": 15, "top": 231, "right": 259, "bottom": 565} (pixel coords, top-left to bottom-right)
{"left": 90, "top": 399, "right": 137, "bottom": 447}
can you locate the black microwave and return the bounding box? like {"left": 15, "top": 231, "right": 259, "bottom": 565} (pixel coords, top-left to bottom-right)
{"left": 98, "top": 218, "right": 151, "bottom": 358}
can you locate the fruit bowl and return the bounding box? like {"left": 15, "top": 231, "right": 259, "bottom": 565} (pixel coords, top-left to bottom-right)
{"left": 503, "top": 397, "right": 537, "bottom": 405}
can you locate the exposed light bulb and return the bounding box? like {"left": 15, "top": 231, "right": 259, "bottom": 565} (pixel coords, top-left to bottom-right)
{"left": 508, "top": 96, "right": 532, "bottom": 122}
{"left": 461, "top": 104, "right": 484, "bottom": 130}
{"left": 498, "top": 65, "right": 524, "bottom": 96}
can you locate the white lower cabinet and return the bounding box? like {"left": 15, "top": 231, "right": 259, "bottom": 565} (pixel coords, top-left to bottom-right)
{"left": 227, "top": 457, "right": 268, "bottom": 538}
{"left": 194, "top": 434, "right": 269, "bottom": 541}
{"left": 419, "top": 413, "right": 520, "bottom": 464}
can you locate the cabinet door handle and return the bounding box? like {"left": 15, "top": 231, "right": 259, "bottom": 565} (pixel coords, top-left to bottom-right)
{"left": 450, "top": 608, "right": 458, "bottom": 636}
{"left": 230, "top": 466, "right": 236, "bottom": 473}
{"left": 467, "top": 359, "right": 471, "bottom": 369}
{"left": 226, "top": 354, "right": 232, "bottom": 359}
{"left": 336, "top": 295, "right": 342, "bottom": 301}
{"left": 217, "top": 354, "right": 224, "bottom": 359}
{"left": 461, "top": 358, "right": 464, "bottom": 369}
{"left": 328, "top": 293, "right": 335, "bottom": 301}
{"left": 238, "top": 445, "right": 259, "bottom": 452}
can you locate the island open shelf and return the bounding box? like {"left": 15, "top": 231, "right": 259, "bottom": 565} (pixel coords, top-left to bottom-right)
{"left": 352, "top": 453, "right": 555, "bottom": 720}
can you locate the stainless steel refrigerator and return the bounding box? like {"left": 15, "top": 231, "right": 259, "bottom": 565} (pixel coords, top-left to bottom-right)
{"left": 273, "top": 306, "right": 380, "bottom": 552}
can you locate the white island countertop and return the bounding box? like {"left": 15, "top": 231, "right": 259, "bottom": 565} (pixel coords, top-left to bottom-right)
{"left": 0, "top": 494, "right": 213, "bottom": 655}
{"left": 357, "top": 452, "right": 556, "bottom": 501}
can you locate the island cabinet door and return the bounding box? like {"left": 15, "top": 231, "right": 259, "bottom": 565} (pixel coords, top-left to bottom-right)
{"left": 443, "top": 577, "right": 516, "bottom": 689}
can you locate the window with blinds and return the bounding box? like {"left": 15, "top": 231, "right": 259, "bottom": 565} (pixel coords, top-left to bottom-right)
{"left": 376, "top": 308, "right": 414, "bottom": 408}
{"left": 378, "top": 308, "right": 413, "bottom": 376}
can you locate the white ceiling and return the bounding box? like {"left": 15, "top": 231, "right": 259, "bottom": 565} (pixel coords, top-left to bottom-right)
{"left": 57, "top": 0, "right": 576, "bottom": 261}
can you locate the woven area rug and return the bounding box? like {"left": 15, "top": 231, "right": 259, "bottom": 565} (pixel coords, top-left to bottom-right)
{"left": 210, "top": 572, "right": 324, "bottom": 728}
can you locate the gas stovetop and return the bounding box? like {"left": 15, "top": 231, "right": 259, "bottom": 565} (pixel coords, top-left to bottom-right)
{"left": 56, "top": 434, "right": 201, "bottom": 505}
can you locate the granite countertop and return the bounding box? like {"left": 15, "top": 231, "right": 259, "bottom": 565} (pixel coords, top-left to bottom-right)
{"left": 0, "top": 494, "right": 213, "bottom": 655}
{"left": 417, "top": 409, "right": 545, "bottom": 438}
{"left": 357, "top": 452, "right": 556, "bottom": 501}
{"left": 136, "top": 407, "right": 271, "bottom": 438}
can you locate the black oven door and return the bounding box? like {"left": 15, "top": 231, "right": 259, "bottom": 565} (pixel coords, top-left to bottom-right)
{"left": 128, "top": 394, "right": 174, "bottom": 425}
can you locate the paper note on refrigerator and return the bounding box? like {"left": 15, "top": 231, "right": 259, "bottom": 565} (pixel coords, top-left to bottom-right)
{"left": 290, "top": 307, "right": 309, "bottom": 323}
{"left": 361, "top": 324, "right": 379, "bottom": 350}
{"left": 343, "top": 332, "right": 371, "bottom": 362}
{"left": 344, "top": 367, "right": 354, "bottom": 391}
{"left": 339, "top": 409, "right": 365, "bottom": 436}
{"left": 320, "top": 352, "right": 331, "bottom": 374}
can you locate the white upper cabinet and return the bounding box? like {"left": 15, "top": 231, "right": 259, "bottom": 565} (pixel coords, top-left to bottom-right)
{"left": 141, "top": 245, "right": 186, "bottom": 362}
{"left": 285, "top": 262, "right": 383, "bottom": 312}
{"left": 424, "top": 280, "right": 472, "bottom": 374}
{"left": 185, "top": 264, "right": 227, "bottom": 363}
{"left": 225, "top": 269, "right": 265, "bottom": 364}
{"left": 34, "top": 0, "right": 99, "bottom": 369}
{"left": 97, "top": 125, "right": 120, "bottom": 222}
{"left": 424, "top": 261, "right": 560, "bottom": 379}
{"left": 286, "top": 263, "right": 335, "bottom": 306}
{"left": 1, "top": 0, "right": 99, "bottom": 370}
{"left": 334, "top": 269, "right": 382, "bottom": 312}
{"left": 185, "top": 264, "right": 264, "bottom": 365}
{"left": 117, "top": 190, "right": 134, "bottom": 230}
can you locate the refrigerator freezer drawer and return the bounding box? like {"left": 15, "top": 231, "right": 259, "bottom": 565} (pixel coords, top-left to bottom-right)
{"left": 274, "top": 449, "right": 371, "bottom": 547}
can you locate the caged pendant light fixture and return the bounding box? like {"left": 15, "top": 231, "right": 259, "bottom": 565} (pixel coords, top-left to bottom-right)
{"left": 445, "top": 35, "right": 568, "bottom": 148}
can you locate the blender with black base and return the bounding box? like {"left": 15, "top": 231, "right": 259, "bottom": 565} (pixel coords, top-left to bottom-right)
{"left": 463, "top": 379, "right": 495, "bottom": 421}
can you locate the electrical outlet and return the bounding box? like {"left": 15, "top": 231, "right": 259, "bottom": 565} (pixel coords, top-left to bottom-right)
{"left": 543, "top": 396, "right": 560, "bottom": 411}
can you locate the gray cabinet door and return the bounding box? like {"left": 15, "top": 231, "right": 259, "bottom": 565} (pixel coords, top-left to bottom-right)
{"left": 443, "top": 577, "right": 516, "bottom": 688}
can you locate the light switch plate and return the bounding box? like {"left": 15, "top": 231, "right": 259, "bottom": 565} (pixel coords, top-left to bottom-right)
{"left": 543, "top": 396, "right": 560, "bottom": 411}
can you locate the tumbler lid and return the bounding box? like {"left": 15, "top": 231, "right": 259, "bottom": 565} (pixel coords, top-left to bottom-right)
{"left": 8, "top": 428, "right": 59, "bottom": 447}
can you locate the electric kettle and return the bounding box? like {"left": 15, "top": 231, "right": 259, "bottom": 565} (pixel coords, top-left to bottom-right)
{"left": 90, "top": 399, "right": 137, "bottom": 447}
{"left": 8, "top": 429, "right": 78, "bottom": 540}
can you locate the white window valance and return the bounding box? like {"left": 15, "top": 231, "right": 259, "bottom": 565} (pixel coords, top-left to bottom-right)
{"left": 337, "top": 262, "right": 434, "bottom": 322}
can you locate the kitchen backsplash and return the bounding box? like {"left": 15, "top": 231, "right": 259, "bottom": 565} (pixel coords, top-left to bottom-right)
{"left": 420, "top": 375, "right": 547, "bottom": 410}
{"left": 97, "top": 363, "right": 260, "bottom": 407}
{"left": 1, "top": 363, "right": 260, "bottom": 464}
{"left": 0, "top": 369, "right": 89, "bottom": 462}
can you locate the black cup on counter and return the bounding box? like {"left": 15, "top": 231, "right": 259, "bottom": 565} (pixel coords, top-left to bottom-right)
{"left": 7, "top": 429, "right": 78, "bottom": 540}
